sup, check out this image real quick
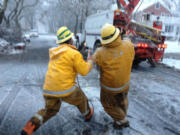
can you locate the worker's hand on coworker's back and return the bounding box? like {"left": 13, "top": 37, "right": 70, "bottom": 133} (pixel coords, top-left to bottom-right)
{"left": 87, "top": 55, "right": 93, "bottom": 60}
{"left": 87, "top": 50, "right": 94, "bottom": 64}
{"left": 87, "top": 49, "right": 91, "bottom": 56}
{"left": 87, "top": 56, "right": 93, "bottom": 64}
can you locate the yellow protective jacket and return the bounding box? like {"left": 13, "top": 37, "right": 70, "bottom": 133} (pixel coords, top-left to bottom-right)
{"left": 93, "top": 36, "right": 135, "bottom": 93}
{"left": 43, "top": 44, "right": 92, "bottom": 97}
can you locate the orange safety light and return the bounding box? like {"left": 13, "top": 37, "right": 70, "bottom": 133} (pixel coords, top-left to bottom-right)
{"left": 144, "top": 43, "right": 148, "bottom": 48}
{"left": 162, "top": 44, "right": 167, "bottom": 48}
{"left": 158, "top": 44, "right": 167, "bottom": 48}
{"left": 137, "top": 43, "right": 148, "bottom": 48}
{"left": 137, "top": 43, "right": 141, "bottom": 47}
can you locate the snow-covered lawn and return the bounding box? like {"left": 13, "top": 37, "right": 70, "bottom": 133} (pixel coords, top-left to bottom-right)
{"left": 162, "top": 40, "right": 180, "bottom": 70}
{"left": 165, "top": 40, "right": 180, "bottom": 53}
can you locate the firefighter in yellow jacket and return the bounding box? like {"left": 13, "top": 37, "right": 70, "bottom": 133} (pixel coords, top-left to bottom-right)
{"left": 21, "top": 27, "right": 94, "bottom": 135}
{"left": 93, "top": 24, "right": 135, "bottom": 128}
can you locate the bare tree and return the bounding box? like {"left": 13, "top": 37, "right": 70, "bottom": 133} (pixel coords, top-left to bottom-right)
{"left": 58, "top": 0, "right": 82, "bottom": 34}
{"left": 39, "top": 0, "right": 113, "bottom": 33}
{"left": 0, "top": 0, "right": 8, "bottom": 24}
{"left": 56, "top": 0, "right": 111, "bottom": 34}
{"left": 4, "top": 0, "right": 39, "bottom": 28}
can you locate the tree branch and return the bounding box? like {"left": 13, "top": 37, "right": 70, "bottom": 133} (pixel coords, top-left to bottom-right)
{"left": 1, "top": 0, "right": 8, "bottom": 12}
{"left": 16, "top": 0, "right": 39, "bottom": 19}
{"left": 0, "top": 0, "right": 9, "bottom": 24}
{"left": 9, "top": 0, "right": 21, "bottom": 20}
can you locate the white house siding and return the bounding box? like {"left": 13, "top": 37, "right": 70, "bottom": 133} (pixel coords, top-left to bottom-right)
{"left": 152, "top": 15, "right": 180, "bottom": 40}
{"left": 135, "top": 13, "right": 180, "bottom": 40}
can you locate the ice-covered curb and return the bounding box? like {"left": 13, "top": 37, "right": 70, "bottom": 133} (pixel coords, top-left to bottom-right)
{"left": 162, "top": 58, "right": 180, "bottom": 70}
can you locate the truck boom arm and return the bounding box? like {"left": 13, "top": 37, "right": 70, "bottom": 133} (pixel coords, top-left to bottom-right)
{"left": 115, "top": 0, "right": 163, "bottom": 43}
{"left": 117, "top": 0, "right": 140, "bottom": 15}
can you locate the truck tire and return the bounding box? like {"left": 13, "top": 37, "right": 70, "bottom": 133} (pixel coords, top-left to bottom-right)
{"left": 147, "top": 58, "right": 156, "bottom": 67}
{"left": 93, "top": 40, "right": 101, "bottom": 52}
{"left": 133, "top": 59, "right": 141, "bottom": 69}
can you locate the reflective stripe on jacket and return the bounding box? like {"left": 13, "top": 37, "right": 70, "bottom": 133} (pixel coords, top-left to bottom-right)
{"left": 43, "top": 85, "right": 76, "bottom": 97}
{"left": 43, "top": 44, "right": 92, "bottom": 97}
{"left": 101, "top": 81, "right": 129, "bottom": 92}
{"left": 93, "top": 36, "right": 134, "bottom": 93}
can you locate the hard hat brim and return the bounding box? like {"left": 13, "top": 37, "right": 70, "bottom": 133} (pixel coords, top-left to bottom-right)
{"left": 101, "top": 28, "right": 120, "bottom": 45}
{"left": 56, "top": 33, "right": 74, "bottom": 44}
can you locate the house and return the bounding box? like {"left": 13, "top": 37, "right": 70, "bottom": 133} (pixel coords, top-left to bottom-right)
{"left": 143, "top": 2, "right": 172, "bottom": 17}
{"left": 133, "top": 2, "right": 180, "bottom": 40}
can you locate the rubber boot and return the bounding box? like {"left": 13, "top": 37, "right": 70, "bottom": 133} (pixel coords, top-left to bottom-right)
{"left": 21, "top": 121, "right": 36, "bottom": 135}
{"left": 85, "top": 107, "right": 94, "bottom": 122}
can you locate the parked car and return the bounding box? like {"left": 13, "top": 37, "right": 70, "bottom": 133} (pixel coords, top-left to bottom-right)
{"left": 14, "top": 42, "right": 26, "bottom": 50}
{"left": 29, "top": 29, "right": 39, "bottom": 37}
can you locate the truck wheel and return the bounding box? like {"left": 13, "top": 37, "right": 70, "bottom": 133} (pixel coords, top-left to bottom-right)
{"left": 133, "top": 60, "right": 140, "bottom": 69}
{"left": 93, "top": 40, "right": 101, "bottom": 52}
{"left": 147, "top": 58, "right": 156, "bottom": 67}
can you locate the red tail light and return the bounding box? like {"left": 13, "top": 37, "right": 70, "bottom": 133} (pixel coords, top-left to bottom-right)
{"left": 137, "top": 43, "right": 149, "bottom": 48}
{"left": 158, "top": 44, "right": 167, "bottom": 48}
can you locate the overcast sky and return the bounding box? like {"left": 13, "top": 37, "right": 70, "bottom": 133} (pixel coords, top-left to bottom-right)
{"left": 136, "top": 0, "right": 161, "bottom": 11}
{"left": 136, "top": 0, "right": 177, "bottom": 11}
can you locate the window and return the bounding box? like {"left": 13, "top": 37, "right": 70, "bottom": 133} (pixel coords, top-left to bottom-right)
{"left": 155, "top": 3, "right": 160, "bottom": 9}
{"left": 147, "top": 14, "right": 150, "bottom": 21}
{"left": 165, "top": 25, "right": 169, "bottom": 32}
{"left": 144, "top": 13, "right": 150, "bottom": 21}
{"left": 165, "top": 25, "right": 174, "bottom": 33}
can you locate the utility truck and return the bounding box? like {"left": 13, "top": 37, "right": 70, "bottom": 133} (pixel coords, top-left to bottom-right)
{"left": 84, "top": 0, "right": 167, "bottom": 67}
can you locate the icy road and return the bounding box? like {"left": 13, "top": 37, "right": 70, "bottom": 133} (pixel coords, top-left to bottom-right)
{"left": 0, "top": 35, "right": 180, "bottom": 135}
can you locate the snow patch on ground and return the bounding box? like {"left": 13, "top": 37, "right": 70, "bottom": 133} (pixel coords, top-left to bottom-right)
{"left": 165, "top": 40, "right": 180, "bottom": 53}
{"left": 0, "top": 38, "right": 9, "bottom": 47}
{"left": 163, "top": 40, "right": 180, "bottom": 70}
{"left": 162, "top": 58, "right": 180, "bottom": 70}
{"left": 0, "top": 38, "right": 10, "bottom": 54}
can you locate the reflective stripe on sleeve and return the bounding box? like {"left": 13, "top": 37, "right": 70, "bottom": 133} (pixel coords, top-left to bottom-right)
{"left": 34, "top": 113, "right": 43, "bottom": 125}
{"left": 43, "top": 86, "right": 76, "bottom": 96}
{"left": 101, "top": 81, "right": 129, "bottom": 91}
